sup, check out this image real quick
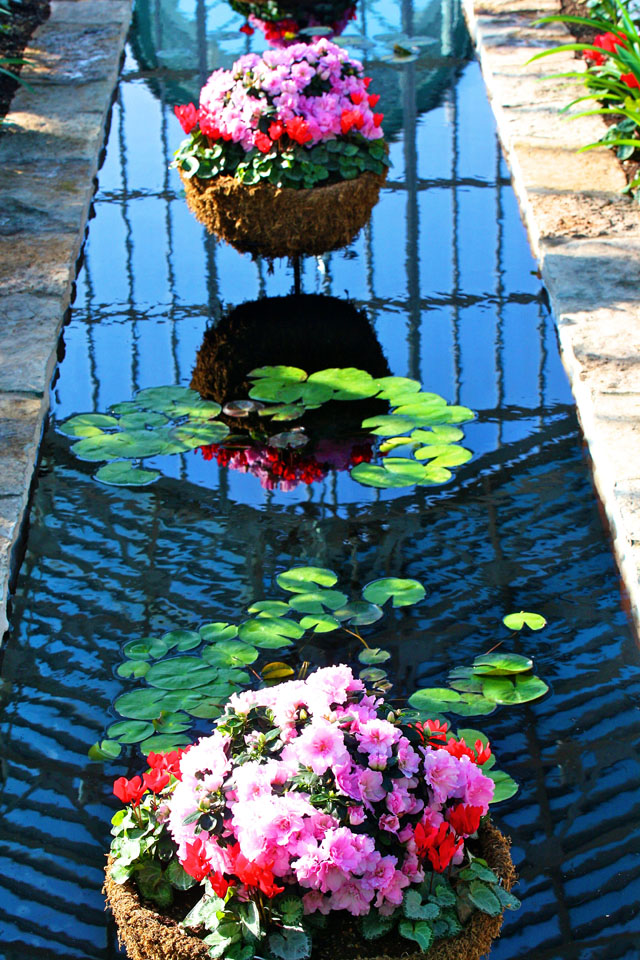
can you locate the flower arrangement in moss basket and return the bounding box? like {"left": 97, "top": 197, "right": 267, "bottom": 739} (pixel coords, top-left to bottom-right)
{"left": 232, "top": 0, "right": 357, "bottom": 48}
{"left": 105, "top": 666, "right": 520, "bottom": 960}
{"left": 172, "top": 39, "right": 389, "bottom": 257}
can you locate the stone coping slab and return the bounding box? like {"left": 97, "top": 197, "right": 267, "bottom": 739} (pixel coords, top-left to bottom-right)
{"left": 463, "top": 0, "right": 640, "bottom": 631}
{"left": 0, "top": 0, "right": 133, "bottom": 636}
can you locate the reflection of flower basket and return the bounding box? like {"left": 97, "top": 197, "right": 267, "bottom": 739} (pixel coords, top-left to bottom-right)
{"left": 105, "top": 821, "right": 515, "bottom": 960}
{"left": 191, "top": 294, "right": 390, "bottom": 407}
{"left": 180, "top": 168, "right": 386, "bottom": 258}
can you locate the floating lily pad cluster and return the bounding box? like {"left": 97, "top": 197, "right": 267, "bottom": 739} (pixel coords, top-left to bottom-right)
{"left": 90, "top": 566, "right": 426, "bottom": 760}
{"left": 60, "top": 369, "right": 474, "bottom": 491}
{"left": 407, "top": 609, "right": 549, "bottom": 799}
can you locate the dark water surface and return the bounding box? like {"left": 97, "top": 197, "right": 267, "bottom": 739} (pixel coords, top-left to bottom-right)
{"left": 1, "top": 0, "right": 640, "bottom": 957}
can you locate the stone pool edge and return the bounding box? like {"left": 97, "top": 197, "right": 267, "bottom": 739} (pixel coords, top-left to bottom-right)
{"left": 0, "top": 0, "right": 133, "bottom": 637}
{"left": 463, "top": 0, "right": 640, "bottom": 632}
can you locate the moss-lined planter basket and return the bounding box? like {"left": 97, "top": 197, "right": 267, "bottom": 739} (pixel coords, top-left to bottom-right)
{"left": 180, "top": 168, "right": 387, "bottom": 258}
{"left": 104, "top": 821, "right": 516, "bottom": 960}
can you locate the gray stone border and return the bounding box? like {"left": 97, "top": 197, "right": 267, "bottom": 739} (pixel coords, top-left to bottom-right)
{"left": 463, "top": 0, "right": 640, "bottom": 632}
{"left": 0, "top": 0, "right": 132, "bottom": 636}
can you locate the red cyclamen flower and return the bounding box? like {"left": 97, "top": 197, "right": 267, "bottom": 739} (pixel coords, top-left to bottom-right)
{"left": 142, "top": 769, "right": 171, "bottom": 794}
{"left": 373, "top": 113, "right": 384, "bottom": 128}
{"left": 285, "top": 116, "right": 313, "bottom": 145}
{"left": 584, "top": 31, "right": 627, "bottom": 65}
{"left": 182, "top": 838, "right": 213, "bottom": 882}
{"left": 426, "top": 823, "right": 464, "bottom": 873}
{"left": 447, "top": 803, "right": 483, "bottom": 838}
{"left": 254, "top": 132, "right": 272, "bottom": 153}
{"left": 269, "top": 122, "right": 284, "bottom": 140}
{"left": 198, "top": 113, "right": 221, "bottom": 140}
{"left": 368, "top": 93, "right": 380, "bottom": 108}
{"left": 174, "top": 103, "right": 199, "bottom": 134}
{"left": 351, "top": 91, "right": 364, "bottom": 104}
{"left": 113, "top": 775, "right": 147, "bottom": 807}
{"left": 239, "top": 22, "right": 254, "bottom": 35}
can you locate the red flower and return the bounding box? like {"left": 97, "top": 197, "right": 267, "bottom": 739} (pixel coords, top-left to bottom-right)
{"left": 373, "top": 112, "right": 384, "bottom": 128}
{"left": 447, "top": 803, "right": 483, "bottom": 838}
{"left": 147, "top": 747, "right": 189, "bottom": 779}
{"left": 269, "top": 121, "right": 284, "bottom": 140}
{"left": 182, "top": 838, "right": 212, "bottom": 882}
{"left": 210, "top": 872, "right": 233, "bottom": 898}
{"left": 142, "top": 769, "right": 171, "bottom": 794}
{"left": 368, "top": 93, "right": 380, "bottom": 108}
{"left": 174, "top": 103, "right": 198, "bottom": 135}
{"left": 240, "top": 22, "right": 254, "bottom": 35}
{"left": 621, "top": 71, "right": 640, "bottom": 88}
{"left": 414, "top": 820, "right": 437, "bottom": 858}
{"left": 341, "top": 109, "right": 356, "bottom": 133}
{"left": 363, "top": 76, "right": 372, "bottom": 88}
{"left": 228, "top": 844, "right": 284, "bottom": 897}
{"left": 255, "top": 132, "right": 272, "bottom": 153}
{"left": 584, "top": 30, "right": 626, "bottom": 64}
{"left": 351, "top": 91, "right": 364, "bottom": 105}
{"left": 199, "top": 113, "right": 221, "bottom": 140}
{"left": 444, "top": 736, "right": 492, "bottom": 766}
{"left": 424, "top": 823, "right": 464, "bottom": 873}
{"left": 113, "top": 775, "right": 146, "bottom": 807}
{"left": 285, "top": 116, "right": 313, "bottom": 145}
{"left": 426, "top": 719, "right": 449, "bottom": 740}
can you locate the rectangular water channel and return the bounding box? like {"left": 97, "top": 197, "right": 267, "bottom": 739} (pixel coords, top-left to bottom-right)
{"left": 1, "top": 0, "right": 639, "bottom": 956}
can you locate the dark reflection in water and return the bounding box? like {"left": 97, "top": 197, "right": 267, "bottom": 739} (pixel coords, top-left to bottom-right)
{"left": 1, "top": 0, "right": 639, "bottom": 957}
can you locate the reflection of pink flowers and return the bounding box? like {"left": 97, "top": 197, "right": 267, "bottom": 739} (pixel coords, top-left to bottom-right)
{"left": 248, "top": 5, "right": 356, "bottom": 48}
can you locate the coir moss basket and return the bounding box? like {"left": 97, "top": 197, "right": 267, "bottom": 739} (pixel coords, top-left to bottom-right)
{"left": 180, "top": 168, "right": 387, "bottom": 258}
{"left": 104, "top": 820, "right": 516, "bottom": 960}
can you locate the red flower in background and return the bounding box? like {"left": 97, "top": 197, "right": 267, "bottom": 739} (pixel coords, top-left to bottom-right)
{"left": 368, "top": 93, "right": 380, "bottom": 108}
{"left": 373, "top": 113, "right": 384, "bottom": 128}
{"left": 447, "top": 803, "right": 483, "bottom": 838}
{"left": 174, "top": 103, "right": 199, "bottom": 134}
{"left": 621, "top": 71, "right": 640, "bottom": 88}
{"left": 113, "top": 775, "right": 146, "bottom": 807}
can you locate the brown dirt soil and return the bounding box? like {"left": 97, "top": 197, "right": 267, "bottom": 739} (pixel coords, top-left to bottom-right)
{"left": 105, "top": 821, "right": 516, "bottom": 960}
{"left": 180, "top": 168, "right": 387, "bottom": 259}
{"left": 0, "top": 0, "right": 49, "bottom": 120}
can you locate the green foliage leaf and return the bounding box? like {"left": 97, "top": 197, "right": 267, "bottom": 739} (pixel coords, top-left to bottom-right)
{"left": 299, "top": 614, "right": 341, "bottom": 633}
{"left": 466, "top": 880, "right": 502, "bottom": 916}
{"left": 361, "top": 913, "right": 394, "bottom": 939}
{"left": 123, "top": 637, "right": 170, "bottom": 661}
{"left": 171, "top": 421, "right": 229, "bottom": 449}
{"left": 116, "top": 660, "right": 150, "bottom": 679}
{"left": 162, "top": 629, "right": 202, "bottom": 652}
{"left": 503, "top": 611, "right": 547, "bottom": 631}
{"left": 268, "top": 928, "right": 311, "bottom": 960}
{"left": 403, "top": 889, "right": 441, "bottom": 921}
{"left": 362, "top": 577, "right": 426, "bottom": 607}
{"left": 166, "top": 859, "right": 197, "bottom": 890}
{"left": 72, "top": 431, "right": 172, "bottom": 462}
{"left": 249, "top": 365, "right": 307, "bottom": 382}
{"left": 247, "top": 601, "right": 289, "bottom": 618}
{"left": 398, "top": 919, "right": 433, "bottom": 952}
{"left": 375, "top": 376, "right": 422, "bottom": 400}
{"left": 139, "top": 733, "right": 191, "bottom": 753}
{"left": 408, "top": 688, "right": 461, "bottom": 712}
{"left": 350, "top": 463, "right": 416, "bottom": 488}
{"left": 287, "top": 589, "right": 348, "bottom": 614}
{"left": 307, "top": 367, "right": 379, "bottom": 400}
{"left": 361, "top": 414, "right": 416, "bottom": 436}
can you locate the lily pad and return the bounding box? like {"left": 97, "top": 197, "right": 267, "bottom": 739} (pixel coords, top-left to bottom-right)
{"left": 350, "top": 463, "right": 416, "bottom": 488}
{"left": 247, "top": 601, "right": 289, "bottom": 618}
{"left": 199, "top": 622, "right": 239, "bottom": 643}
{"left": 171, "top": 421, "right": 229, "bottom": 449}
{"left": 249, "top": 366, "right": 307, "bottom": 382}
{"left": 503, "top": 611, "right": 547, "bottom": 631}
{"left": 472, "top": 653, "right": 534, "bottom": 676}
{"left": 287, "top": 589, "right": 348, "bottom": 613}
{"left": 380, "top": 459, "right": 429, "bottom": 481}
{"left": 144, "top": 658, "right": 221, "bottom": 690}
{"left": 267, "top": 430, "right": 309, "bottom": 449}
{"left": 481, "top": 675, "right": 549, "bottom": 705}
{"left": 375, "top": 376, "right": 421, "bottom": 400}
{"left": 276, "top": 567, "right": 338, "bottom": 592}
{"left": 262, "top": 661, "right": 296, "bottom": 681}
{"left": 88, "top": 739, "right": 122, "bottom": 761}
{"left": 72, "top": 431, "right": 172, "bottom": 462}
{"left": 170, "top": 399, "right": 221, "bottom": 419}
{"left": 223, "top": 400, "right": 264, "bottom": 417}
{"left": 487, "top": 769, "right": 519, "bottom": 803}
{"left": 107, "top": 720, "right": 155, "bottom": 744}
{"left": 118, "top": 412, "right": 169, "bottom": 430}
{"left": 123, "top": 637, "right": 170, "bottom": 660}
{"left": 361, "top": 414, "right": 416, "bottom": 436}
{"left": 202, "top": 641, "right": 259, "bottom": 667}
{"left": 408, "top": 688, "right": 462, "bottom": 712}
{"left": 360, "top": 667, "right": 387, "bottom": 682}
{"left": 116, "top": 660, "right": 150, "bottom": 679}
{"left": 358, "top": 647, "right": 391, "bottom": 665}
{"left": 238, "top": 618, "right": 304, "bottom": 648}
{"left": 114, "top": 688, "right": 174, "bottom": 720}
{"left": 414, "top": 445, "right": 472, "bottom": 467}
{"left": 307, "top": 368, "right": 379, "bottom": 400}
{"left": 333, "top": 601, "right": 383, "bottom": 625}
{"left": 59, "top": 413, "right": 118, "bottom": 438}
{"left": 139, "top": 734, "right": 191, "bottom": 753}
{"left": 298, "top": 614, "right": 341, "bottom": 633}
{"left": 162, "top": 629, "right": 202, "bottom": 652}
{"left": 95, "top": 462, "right": 161, "bottom": 486}
{"left": 362, "top": 577, "right": 426, "bottom": 607}
{"left": 135, "top": 385, "right": 197, "bottom": 406}
{"left": 411, "top": 426, "right": 464, "bottom": 444}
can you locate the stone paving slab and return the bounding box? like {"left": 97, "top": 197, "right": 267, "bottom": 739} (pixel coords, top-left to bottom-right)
{"left": 464, "top": 0, "right": 640, "bottom": 630}
{"left": 0, "top": 0, "right": 132, "bottom": 636}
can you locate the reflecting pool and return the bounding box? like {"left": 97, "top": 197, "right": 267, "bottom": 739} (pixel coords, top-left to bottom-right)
{"left": 0, "top": 0, "right": 639, "bottom": 957}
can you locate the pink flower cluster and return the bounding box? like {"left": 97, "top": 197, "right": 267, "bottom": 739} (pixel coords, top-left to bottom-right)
{"left": 174, "top": 39, "right": 384, "bottom": 154}
{"left": 166, "top": 666, "right": 495, "bottom": 918}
